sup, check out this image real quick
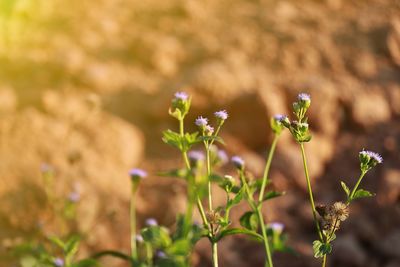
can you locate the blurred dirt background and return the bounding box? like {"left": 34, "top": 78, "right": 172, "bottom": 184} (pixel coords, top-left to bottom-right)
{"left": 0, "top": 0, "right": 400, "bottom": 266}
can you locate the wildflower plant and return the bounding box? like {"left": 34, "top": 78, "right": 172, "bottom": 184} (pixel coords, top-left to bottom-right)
{"left": 282, "top": 93, "right": 383, "bottom": 267}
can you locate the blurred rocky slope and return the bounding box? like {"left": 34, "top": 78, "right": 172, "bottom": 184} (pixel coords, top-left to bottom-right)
{"left": 0, "top": 0, "right": 399, "bottom": 266}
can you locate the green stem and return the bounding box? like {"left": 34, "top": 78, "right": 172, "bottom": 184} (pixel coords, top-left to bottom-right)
{"left": 259, "top": 134, "right": 280, "bottom": 202}
{"left": 146, "top": 242, "right": 153, "bottom": 267}
{"left": 212, "top": 242, "right": 219, "bottom": 267}
{"left": 348, "top": 170, "right": 367, "bottom": 203}
{"left": 299, "top": 143, "right": 323, "bottom": 241}
{"left": 179, "top": 118, "right": 210, "bottom": 230}
{"left": 206, "top": 145, "right": 213, "bottom": 210}
{"left": 130, "top": 184, "right": 138, "bottom": 259}
{"left": 256, "top": 207, "right": 274, "bottom": 267}
{"left": 322, "top": 254, "right": 327, "bottom": 267}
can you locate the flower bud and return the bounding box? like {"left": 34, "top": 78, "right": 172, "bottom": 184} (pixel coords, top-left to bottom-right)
{"left": 170, "top": 91, "right": 191, "bottom": 119}
{"left": 129, "top": 168, "right": 147, "bottom": 184}
{"left": 145, "top": 218, "right": 158, "bottom": 227}
{"left": 214, "top": 110, "right": 228, "bottom": 125}
{"left": 359, "top": 150, "right": 383, "bottom": 172}
{"left": 231, "top": 156, "right": 245, "bottom": 171}
{"left": 270, "top": 114, "right": 287, "bottom": 134}
{"left": 297, "top": 93, "right": 311, "bottom": 109}
{"left": 195, "top": 116, "right": 208, "bottom": 131}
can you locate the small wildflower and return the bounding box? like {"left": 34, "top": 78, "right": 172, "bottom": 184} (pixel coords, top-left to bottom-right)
{"left": 156, "top": 251, "right": 167, "bottom": 258}
{"left": 195, "top": 116, "right": 208, "bottom": 127}
{"left": 68, "top": 191, "right": 80, "bottom": 203}
{"left": 40, "top": 163, "right": 53, "bottom": 174}
{"left": 53, "top": 258, "right": 64, "bottom": 267}
{"left": 271, "top": 114, "right": 287, "bottom": 134}
{"left": 269, "top": 222, "right": 284, "bottom": 234}
{"left": 135, "top": 234, "right": 144, "bottom": 243}
{"left": 359, "top": 150, "right": 383, "bottom": 171}
{"left": 145, "top": 218, "right": 158, "bottom": 226}
{"left": 215, "top": 110, "right": 228, "bottom": 121}
{"left": 174, "top": 91, "right": 188, "bottom": 101}
{"left": 129, "top": 168, "right": 147, "bottom": 180}
{"left": 205, "top": 125, "right": 214, "bottom": 136}
{"left": 188, "top": 150, "right": 205, "bottom": 166}
{"left": 217, "top": 149, "right": 228, "bottom": 164}
{"left": 330, "top": 202, "right": 349, "bottom": 222}
{"left": 231, "top": 156, "right": 245, "bottom": 170}
{"left": 297, "top": 93, "right": 311, "bottom": 103}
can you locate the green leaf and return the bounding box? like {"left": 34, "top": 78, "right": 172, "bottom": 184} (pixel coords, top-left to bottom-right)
{"left": 65, "top": 235, "right": 80, "bottom": 257}
{"left": 340, "top": 181, "right": 350, "bottom": 197}
{"left": 353, "top": 189, "right": 375, "bottom": 200}
{"left": 217, "top": 228, "right": 263, "bottom": 242}
{"left": 239, "top": 211, "right": 259, "bottom": 231}
{"left": 91, "top": 250, "right": 132, "bottom": 261}
{"left": 158, "top": 169, "right": 188, "bottom": 179}
{"left": 141, "top": 226, "right": 172, "bottom": 249}
{"left": 72, "top": 259, "right": 99, "bottom": 267}
{"left": 262, "top": 191, "right": 286, "bottom": 202}
{"left": 227, "top": 188, "right": 244, "bottom": 208}
{"left": 312, "top": 240, "right": 332, "bottom": 258}
{"left": 166, "top": 239, "right": 191, "bottom": 256}
{"left": 47, "top": 236, "right": 65, "bottom": 250}
{"left": 162, "top": 130, "right": 183, "bottom": 151}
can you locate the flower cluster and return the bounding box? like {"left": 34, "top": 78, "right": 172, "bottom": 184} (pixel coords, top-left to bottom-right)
{"left": 359, "top": 150, "right": 383, "bottom": 172}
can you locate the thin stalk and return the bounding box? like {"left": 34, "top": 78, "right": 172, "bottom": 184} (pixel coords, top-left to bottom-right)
{"left": 206, "top": 145, "right": 213, "bottom": 210}
{"left": 322, "top": 255, "right": 327, "bottom": 267}
{"left": 259, "top": 134, "right": 280, "bottom": 202}
{"left": 348, "top": 170, "right": 367, "bottom": 203}
{"left": 212, "top": 242, "right": 219, "bottom": 267}
{"left": 299, "top": 143, "right": 323, "bottom": 241}
{"left": 239, "top": 171, "right": 273, "bottom": 267}
{"left": 145, "top": 242, "right": 153, "bottom": 267}
{"left": 179, "top": 118, "right": 210, "bottom": 230}
{"left": 130, "top": 184, "right": 138, "bottom": 259}
{"left": 256, "top": 207, "right": 274, "bottom": 267}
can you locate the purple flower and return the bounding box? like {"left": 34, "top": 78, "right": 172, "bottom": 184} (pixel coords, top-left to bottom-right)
{"left": 269, "top": 222, "right": 284, "bottom": 233}
{"left": 53, "top": 258, "right": 64, "bottom": 267}
{"left": 135, "top": 234, "right": 144, "bottom": 243}
{"left": 217, "top": 150, "right": 228, "bottom": 164}
{"left": 129, "top": 168, "right": 147, "bottom": 179}
{"left": 188, "top": 150, "right": 205, "bottom": 162}
{"left": 145, "top": 218, "right": 158, "bottom": 226}
{"left": 231, "top": 156, "right": 245, "bottom": 170}
{"left": 40, "top": 163, "right": 53, "bottom": 173}
{"left": 214, "top": 110, "right": 228, "bottom": 120}
{"left": 68, "top": 191, "right": 80, "bottom": 203}
{"left": 273, "top": 114, "right": 287, "bottom": 122}
{"left": 174, "top": 92, "right": 188, "bottom": 101}
{"left": 359, "top": 150, "right": 383, "bottom": 164}
{"left": 298, "top": 93, "right": 311, "bottom": 102}
{"left": 156, "top": 251, "right": 167, "bottom": 258}
{"left": 205, "top": 125, "right": 214, "bottom": 135}
{"left": 195, "top": 116, "right": 208, "bottom": 127}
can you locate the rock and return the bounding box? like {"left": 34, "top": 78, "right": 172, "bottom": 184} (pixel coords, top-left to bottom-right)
{"left": 0, "top": 87, "right": 17, "bottom": 114}
{"left": 0, "top": 92, "right": 144, "bottom": 254}
{"left": 332, "top": 235, "right": 367, "bottom": 266}
{"left": 388, "top": 17, "right": 400, "bottom": 66}
{"left": 379, "top": 168, "right": 400, "bottom": 204}
{"left": 352, "top": 89, "right": 391, "bottom": 128}
{"left": 380, "top": 230, "right": 400, "bottom": 258}
{"left": 386, "top": 260, "right": 400, "bottom": 267}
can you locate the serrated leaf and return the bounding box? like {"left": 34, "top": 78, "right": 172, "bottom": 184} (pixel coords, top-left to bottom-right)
{"left": 340, "top": 181, "right": 350, "bottom": 197}
{"left": 227, "top": 188, "right": 244, "bottom": 208}
{"left": 91, "top": 250, "right": 132, "bottom": 262}
{"left": 65, "top": 235, "right": 80, "bottom": 257}
{"left": 48, "top": 236, "right": 65, "bottom": 250}
{"left": 312, "top": 240, "right": 332, "bottom": 258}
{"left": 217, "top": 228, "right": 263, "bottom": 242}
{"left": 353, "top": 189, "right": 375, "bottom": 200}
{"left": 141, "top": 226, "right": 172, "bottom": 249}
{"left": 72, "top": 259, "right": 99, "bottom": 267}
{"left": 166, "top": 239, "right": 191, "bottom": 256}
{"left": 162, "top": 130, "right": 182, "bottom": 150}
{"left": 239, "top": 211, "right": 259, "bottom": 231}
{"left": 262, "top": 191, "right": 286, "bottom": 202}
